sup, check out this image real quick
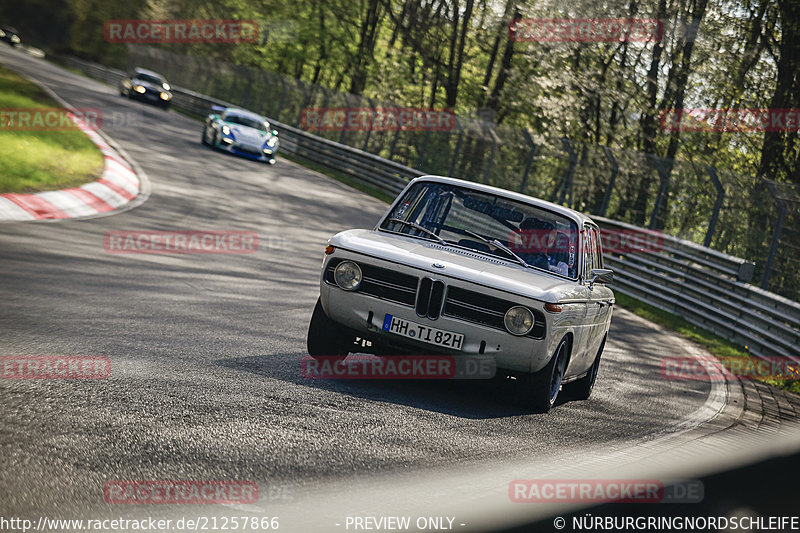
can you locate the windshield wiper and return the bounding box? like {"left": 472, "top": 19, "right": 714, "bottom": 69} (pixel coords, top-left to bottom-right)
{"left": 462, "top": 230, "right": 529, "bottom": 268}
{"left": 388, "top": 218, "right": 448, "bottom": 245}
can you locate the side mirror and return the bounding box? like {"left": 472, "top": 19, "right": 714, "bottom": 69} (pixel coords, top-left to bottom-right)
{"left": 588, "top": 268, "right": 613, "bottom": 290}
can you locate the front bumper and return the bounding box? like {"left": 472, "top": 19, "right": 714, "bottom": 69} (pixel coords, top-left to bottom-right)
{"left": 217, "top": 140, "right": 276, "bottom": 163}
{"left": 131, "top": 89, "right": 170, "bottom": 106}
{"left": 319, "top": 256, "right": 560, "bottom": 374}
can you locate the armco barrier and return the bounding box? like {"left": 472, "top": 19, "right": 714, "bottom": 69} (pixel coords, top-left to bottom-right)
{"left": 59, "top": 56, "right": 800, "bottom": 362}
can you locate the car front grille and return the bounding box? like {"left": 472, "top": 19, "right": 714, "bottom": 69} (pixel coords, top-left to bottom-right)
{"left": 415, "top": 277, "right": 446, "bottom": 320}
{"left": 325, "top": 259, "right": 545, "bottom": 337}
{"left": 235, "top": 145, "right": 262, "bottom": 156}
{"left": 444, "top": 286, "right": 546, "bottom": 338}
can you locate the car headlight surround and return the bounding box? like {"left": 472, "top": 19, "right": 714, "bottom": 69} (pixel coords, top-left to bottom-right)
{"left": 159, "top": 92, "right": 171, "bottom": 100}
{"left": 221, "top": 125, "right": 231, "bottom": 135}
{"left": 333, "top": 260, "right": 362, "bottom": 291}
{"left": 504, "top": 305, "right": 535, "bottom": 336}
{"left": 266, "top": 136, "right": 278, "bottom": 148}
{"left": 133, "top": 85, "right": 146, "bottom": 93}
{"left": 162, "top": 83, "right": 171, "bottom": 91}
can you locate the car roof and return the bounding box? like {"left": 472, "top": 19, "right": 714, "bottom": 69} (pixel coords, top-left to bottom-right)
{"left": 133, "top": 68, "right": 166, "bottom": 80}
{"left": 410, "top": 175, "right": 598, "bottom": 227}
{"left": 1, "top": 26, "right": 19, "bottom": 33}
{"left": 222, "top": 108, "right": 268, "bottom": 122}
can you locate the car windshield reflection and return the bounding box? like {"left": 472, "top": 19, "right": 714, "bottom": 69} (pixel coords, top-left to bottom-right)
{"left": 381, "top": 182, "right": 579, "bottom": 279}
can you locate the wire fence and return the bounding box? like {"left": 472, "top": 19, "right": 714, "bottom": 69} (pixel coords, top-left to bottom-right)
{"left": 108, "top": 45, "right": 799, "bottom": 301}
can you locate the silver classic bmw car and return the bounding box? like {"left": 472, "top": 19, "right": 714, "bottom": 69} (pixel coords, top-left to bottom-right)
{"left": 307, "top": 176, "right": 614, "bottom": 412}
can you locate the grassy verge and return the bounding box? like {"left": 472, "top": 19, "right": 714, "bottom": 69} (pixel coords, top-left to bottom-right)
{"left": 0, "top": 65, "right": 104, "bottom": 193}
{"left": 614, "top": 292, "right": 799, "bottom": 395}
{"left": 280, "top": 152, "right": 396, "bottom": 204}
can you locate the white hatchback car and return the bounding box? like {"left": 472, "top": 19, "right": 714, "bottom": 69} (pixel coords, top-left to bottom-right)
{"left": 307, "top": 176, "right": 614, "bottom": 412}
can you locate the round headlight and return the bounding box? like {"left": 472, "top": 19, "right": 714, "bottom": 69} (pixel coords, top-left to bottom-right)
{"left": 504, "top": 306, "right": 535, "bottom": 336}
{"left": 221, "top": 125, "right": 231, "bottom": 135}
{"left": 333, "top": 261, "right": 362, "bottom": 291}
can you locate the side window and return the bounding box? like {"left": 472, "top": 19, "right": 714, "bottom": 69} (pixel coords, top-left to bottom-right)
{"left": 583, "top": 228, "right": 595, "bottom": 281}
{"left": 593, "top": 227, "right": 604, "bottom": 269}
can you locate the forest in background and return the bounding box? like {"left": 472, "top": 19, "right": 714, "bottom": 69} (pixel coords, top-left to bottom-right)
{"left": 2, "top": 0, "right": 799, "bottom": 296}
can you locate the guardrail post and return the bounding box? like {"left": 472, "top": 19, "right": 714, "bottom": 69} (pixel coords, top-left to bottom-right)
{"left": 482, "top": 129, "right": 499, "bottom": 184}
{"left": 761, "top": 179, "right": 786, "bottom": 290}
{"left": 647, "top": 154, "right": 671, "bottom": 230}
{"left": 599, "top": 146, "right": 618, "bottom": 216}
{"left": 318, "top": 88, "right": 331, "bottom": 136}
{"left": 416, "top": 130, "right": 431, "bottom": 169}
{"left": 448, "top": 126, "right": 464, "bottom": 177}
{"left": 388, "top": 105, "right": 402, "bottom": 161}
{"left": 362, "top": 100, "right": 376, "bottom": 152}
{"left": 241, "top": 69, "right": 253, "bottom": 108}
{"left": 555, "top": 137, "right": 577, "bottom": 206}
{"left": 518, "top": 130, "right": 537, "bottom": 193}
{"left": 704, "top": 165, "right": 725, "bottom": 247}
{"left": 296, "top": 84, "right": 309, "bottom": 128}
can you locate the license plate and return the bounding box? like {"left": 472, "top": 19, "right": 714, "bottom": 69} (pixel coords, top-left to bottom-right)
{"left": 382, "top": 314, "right": 464, "bottom": 350}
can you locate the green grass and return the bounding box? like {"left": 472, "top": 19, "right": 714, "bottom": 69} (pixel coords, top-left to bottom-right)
{"left": 614, "top": 292, "right": 800, "bottom": 395}
{"left": 0, "top": 65, "right": 104, "bottom": 193}
{"left": 280, "top": 151, "right": 396, "bottom": 204}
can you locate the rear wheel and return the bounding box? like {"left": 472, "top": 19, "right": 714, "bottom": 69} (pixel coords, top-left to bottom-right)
{"left": 514, "top": 338, "right": 569, "bottom": 413}
{"left": 564, "top": 336, "right": 605, "bottom": 400}
{"left": 306, "top": 298, "right": 352, "bottom": 363}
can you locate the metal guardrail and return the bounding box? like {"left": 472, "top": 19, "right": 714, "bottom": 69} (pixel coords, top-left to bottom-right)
{"left": 60, "top": 56, "right": 800, "bottom": 362}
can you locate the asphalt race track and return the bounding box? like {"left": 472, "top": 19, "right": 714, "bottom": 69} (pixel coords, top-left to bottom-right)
{"left": 0, "top": 46, "right": 724, "bottom": 529}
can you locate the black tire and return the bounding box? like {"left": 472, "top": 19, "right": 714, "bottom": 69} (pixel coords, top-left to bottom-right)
{"left": 306, "top": 298, "right": 352, "bottom": 361}
{"left": 564, "top": 336, "right": 605, "bottom": 400}
{"left": 514, "top": 338, "right": 570, "bottom": 413}
{"left": 201, "top": 126, "right": 209, "bottom": 145}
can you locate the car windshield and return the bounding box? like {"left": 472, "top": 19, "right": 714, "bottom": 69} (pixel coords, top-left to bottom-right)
{"left": 135, "top": 73, "right": 165, "bottom": 86}
{"left": 223, "top": 113, "right": 268, "bottom": 132}
{"left": 381, "top": 182, "right": 579, "bottom": 279}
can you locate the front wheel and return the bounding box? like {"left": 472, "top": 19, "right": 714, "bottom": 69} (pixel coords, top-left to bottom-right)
{"left": 306, "top": 298, "right": 352, "bottom": 362}
{"left": 564, "top": 336, "right": 605, "bottom": 400}
{"left": 201, "top": 126, "right": 209, "bottom": 145}
{"left": 514, "top": 338, "right": 569, "bottom": 413}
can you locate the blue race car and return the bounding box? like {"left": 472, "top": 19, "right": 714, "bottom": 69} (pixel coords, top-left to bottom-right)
{"left": 202, "top": 106, "right": 279, "bottom": 164}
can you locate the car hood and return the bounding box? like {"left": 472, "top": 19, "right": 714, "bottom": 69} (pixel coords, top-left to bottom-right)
{"left": 133, "top": 79, "right": 167, "bottom": 92}
{"left": 330, "top": 229, "right": 588, "bottom": 304}
{"left": 224, "top": 123, "right": 268, "bottom": 144}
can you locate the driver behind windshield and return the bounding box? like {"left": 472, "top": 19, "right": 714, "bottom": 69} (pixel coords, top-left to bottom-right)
{"left": 515, "top": 218, "right": 569, "bottom": 276}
